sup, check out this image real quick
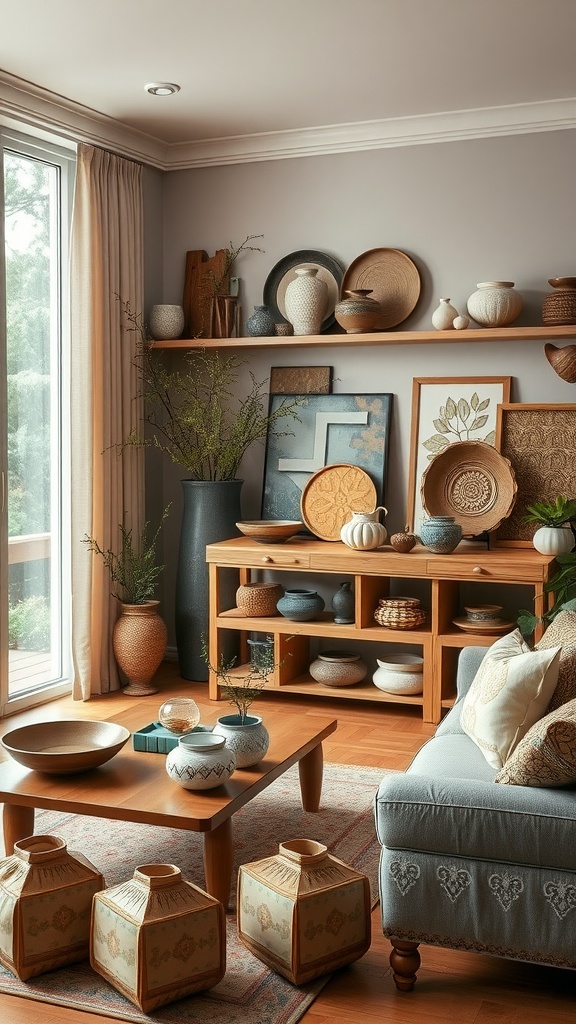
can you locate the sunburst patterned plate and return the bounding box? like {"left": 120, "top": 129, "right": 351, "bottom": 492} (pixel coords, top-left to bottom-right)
{"left": 420, "top": 440, "right": 517, "bottom": 536}
{"left": 300, "top": 463, "right": 377, "bottom": 541}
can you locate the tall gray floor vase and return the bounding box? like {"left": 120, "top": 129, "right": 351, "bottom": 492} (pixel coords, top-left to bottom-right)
{"left": 175, "top": 479, "right": 242, "bottom": 681}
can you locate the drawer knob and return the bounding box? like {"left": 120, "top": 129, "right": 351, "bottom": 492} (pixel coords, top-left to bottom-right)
{"left": 261, "top": 556, "right": 272, "bottom": 563}
{"left": 472, "top": 566, "right": 484, "bottom": 574}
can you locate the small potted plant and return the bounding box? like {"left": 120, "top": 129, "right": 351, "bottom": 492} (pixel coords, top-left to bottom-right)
{"left": 201, "top": 638, "right": 273, "bottom": 767}
{"left": 518, "top": 551, "right": 576, "bottom": 636}
{"left": 84, "top": 506, "right": 170, "bottom": 696}
{"left": 522, "top": 495, "right": 576, "bottom": 555}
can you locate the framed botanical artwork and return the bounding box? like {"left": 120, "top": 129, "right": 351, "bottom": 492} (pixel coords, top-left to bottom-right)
{"left": 407, "top": 376, "right": 512, "bottom": 533}
{"left": 261, "top": 393, "right": 393, "bottom": 524}
{"left": 493, "top": 402, "right": 576, "bottom": 546}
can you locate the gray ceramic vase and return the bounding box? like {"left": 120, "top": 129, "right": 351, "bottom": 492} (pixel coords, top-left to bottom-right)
{"left": 419, "top": 516, "right": 462, "bottom": 554}
{"left": 276, "top": 589, "right": 325, "bottom": 621}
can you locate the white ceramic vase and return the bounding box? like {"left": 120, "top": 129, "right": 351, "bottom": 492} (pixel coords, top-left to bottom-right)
{"left": 284, "top": 268, "right": 328, "bottom": 335}
{"left": 373, "top": 653, "right": 424, "bottom": 695}
{"left": 431, "top": 298, "right": 458, "bottom": 330}
{"left": 467, "top": 281, "right": 523, "bottom": 327}
{"left": 340, "top": 508, "right": 388, "bottom": 550}
{"left": 165, "top": 732, "right": 236, "bottom": 789}
{"left": 148, "top": 304, "right": 185, "bottom": 340}
{"left": 532, "top": 525, "right": 574, "bottom": 555}
{"left": 212, "top": 714, "right": 270, "bottom": 768}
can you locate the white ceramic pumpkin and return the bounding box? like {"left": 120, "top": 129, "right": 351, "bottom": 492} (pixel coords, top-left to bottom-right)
{"left": 340, "top": 508, "right": 388, "bottom": 550}
{"left": 532, "top": 525, "right": 574, "bottom": 555}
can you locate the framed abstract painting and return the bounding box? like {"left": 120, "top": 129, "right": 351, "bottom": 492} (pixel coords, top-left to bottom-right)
{"left": 407, "top": 376, "right": 512, "bottom": 533}
{"left": 261, "top": 393, "right": 393, "bottom": 524}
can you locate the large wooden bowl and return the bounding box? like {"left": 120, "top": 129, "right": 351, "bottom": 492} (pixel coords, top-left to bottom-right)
{"left": 1, "top": 720, "right": 131, "bottom": 773}
{"left": 236, "top": 520, "right": 303, "bottom": 543}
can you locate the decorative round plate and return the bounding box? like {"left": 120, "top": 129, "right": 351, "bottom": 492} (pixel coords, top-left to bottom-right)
{"left": 341, "top": 248, "right": 421, "bottom": 329}
{"left": 420, "top": 440, "right": 517, "bottom": 536}
{"left": 300, "top": 463, "right": 377, "bottom": 541}
{"left": 453, "top": 618, "right": 514, "bottom": 635}
{"left": 263, "top": 250, "right": 344, "bottom": 332}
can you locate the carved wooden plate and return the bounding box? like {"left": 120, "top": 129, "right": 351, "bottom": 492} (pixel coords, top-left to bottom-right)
{"left": 420, "top": 440, "right": 517, "bottom": 536}
{"left": 300, "top": 463, "right": 377, "bottom": 541}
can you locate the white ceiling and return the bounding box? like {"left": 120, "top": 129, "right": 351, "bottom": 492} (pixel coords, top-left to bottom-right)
{"left": 2, "top": 0, "right": 576, "bottom": 167}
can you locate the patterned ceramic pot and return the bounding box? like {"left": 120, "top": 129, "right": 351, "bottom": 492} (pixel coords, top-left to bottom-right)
{"left": 148, "top": 304, "right": 185, "bottom": 340}
{"left": 340, "top": 508, "right": 388, "bottom": 550}
{"left": 284, "top": 268, "right": 328, "bottom": 336}
{"left": 112, "top": 601, "right": 167, "bottom": 696}
{"left": 309, "top": 650, "right": 367, "bottom": 687}
{"left": 165, "top": 733, "right": 236, "bottom": 790}
{"left": 419, "top": 515, "right": 462, "bottom": 554}
{"left": 277, "top": 588, "right": 325, "bottom": 621}
{"left": 212, "top": 714, "right": 270, "bottom": 768}
{"left": 334, "top": 289, "right": 381, "bottom": 333}
{"left": 246, "top": 304, "right": 275, "bottom": 337}
{"left": 466, "top": 281, "right": 523, "bottom": 327}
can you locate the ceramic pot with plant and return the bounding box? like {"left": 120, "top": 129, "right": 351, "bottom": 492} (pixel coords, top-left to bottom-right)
{"left": 119, "top": 303, "right": 302, "bottom": 681}
{"left": 84, "top": 506, "right": 170, "bottom": 696}
{"left": 203, "top": 639, "right": 272, "bottom": 767}
{"left": 522, "top": 496, "right": 576, "bottom": 555}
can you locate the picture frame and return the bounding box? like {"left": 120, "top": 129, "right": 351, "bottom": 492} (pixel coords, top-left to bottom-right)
{"left": 407, "top": 376, "right": 512, "bottom": 533}
{"left": 493, "top": 402, "right": 576, "bottom": 546}
{"left": 261, "top": 392, "right": 393, "bottom": 524}
{"left": 269, "top": 366, "right": 333, "bottom": 395}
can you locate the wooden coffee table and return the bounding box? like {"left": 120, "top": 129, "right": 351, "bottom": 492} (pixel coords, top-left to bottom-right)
{"left": 0, "top": 705, "right": 337, "bottom": 908}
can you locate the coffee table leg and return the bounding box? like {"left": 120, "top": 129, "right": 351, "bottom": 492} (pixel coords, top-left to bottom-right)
{"left": 204, "top": 818, "right": 233, "bottom": 909}
{"left": 3, "top": 804, "right": 35, "bottom": 853}
{"left": 299, "top": 741, "right": 323, "bottom": 812}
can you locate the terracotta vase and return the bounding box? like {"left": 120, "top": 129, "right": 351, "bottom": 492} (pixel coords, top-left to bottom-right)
{"left": 0, "top": 835, "right": 104, "bottom": 981}
{"left": 91, "top": 863, "right": 226, "bottom": 1012}
{"left": 237, "top": 838, "right": 371, "bottom": 984}
{"left": 112, "top": 600, "right": 167, "bottom": 696}
{"left": 334, "top": 289, "right": 381, "bottom": 333}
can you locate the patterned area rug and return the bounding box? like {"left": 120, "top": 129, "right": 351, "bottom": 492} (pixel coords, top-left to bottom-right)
{"left": 0, "top": 762, "right": 384, "bottom": 1024}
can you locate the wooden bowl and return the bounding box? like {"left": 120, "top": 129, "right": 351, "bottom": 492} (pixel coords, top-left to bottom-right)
{"left": 236, "top": 520, "right": 303, "bottom": 544}
{"left": 1, "top": 720, "right": 131, "bottom": 773}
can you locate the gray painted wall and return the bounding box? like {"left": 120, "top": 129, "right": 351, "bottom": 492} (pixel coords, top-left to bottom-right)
{"left": 145, "top": 129, "right": 576, "bottom": 645}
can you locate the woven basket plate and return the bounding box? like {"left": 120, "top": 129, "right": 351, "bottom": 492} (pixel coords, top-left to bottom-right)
{"left": 301, "top": 463, "right": 377, "bottom": 541}
{"left": 341, "top": 248, "right": 421, "bottom": 329}
{"left": 420, "top": 440, "right": 517, "bottom": 536}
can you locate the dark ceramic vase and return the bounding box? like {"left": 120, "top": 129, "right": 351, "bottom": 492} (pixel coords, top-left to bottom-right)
{"left": 331, "top": 582, "right": 355, "bottom": 624}
{"left": 175, "top": 479, "right": 242, "bottom": 680}
{"left": 276, "top": 589, "right": 325, "bottom": 622}
{"left": 246, "top": 304, "right": 275, "bottom": 337}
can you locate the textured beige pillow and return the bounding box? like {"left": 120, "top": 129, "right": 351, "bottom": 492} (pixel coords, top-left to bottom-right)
{"left": 535, "top": 609, "right": 576, "bottom": 713}
{"left": 460, "top": 630, "right": 561, "bottom": 769}
{"left": 495, "top": 699, "right": 576, "bottom": 787}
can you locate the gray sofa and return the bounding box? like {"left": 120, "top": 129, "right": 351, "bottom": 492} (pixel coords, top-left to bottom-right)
{"left": 375, "top": 646, "right": 576, "bottom": 990}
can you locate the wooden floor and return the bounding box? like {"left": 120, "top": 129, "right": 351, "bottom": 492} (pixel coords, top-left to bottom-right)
{"left": 1, "top": 661, "right": 575, "bottom": 1023}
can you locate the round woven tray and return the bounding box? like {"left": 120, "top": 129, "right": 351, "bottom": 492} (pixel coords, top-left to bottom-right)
{"left": 300, "top": 463, "right": 377, "bottom": 541}
{"left": 341, "top": 248, "right": 421, "bottom": 329}
{"left": 420, "top": 440, "right": 517, "bottom": 537}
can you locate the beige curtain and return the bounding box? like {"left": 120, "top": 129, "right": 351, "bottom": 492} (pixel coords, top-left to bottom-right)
{"left": 70, "top": 144, "right": 144, "bottom": 699}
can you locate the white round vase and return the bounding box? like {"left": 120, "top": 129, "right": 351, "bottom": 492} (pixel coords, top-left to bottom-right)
{"left": 431, "top": 298, "right": 458, "bottom": 330}
{"left": 149, "top": 304, "right": 185, "bottom": 340}
{"left": 466, "top": 282, "right": 523, "bottom": 327}
{"left": 373, "top": 653, "right": 424, "bottom": 695}
{"left": 165, "top": 733, "right": 236, "bottom": 789}
{"left": 532, "top": 525, "right": 574, "bottom": 555}
{"left": 284, "top": 268, "right": 328, "bottom": 336}
{"left": 212, "top": 714, "right": 270, "bottom": 768}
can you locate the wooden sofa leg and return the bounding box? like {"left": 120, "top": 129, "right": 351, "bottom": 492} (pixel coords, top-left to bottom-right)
{"left": 390, "top": 939, "right": 421, "bottom": 991}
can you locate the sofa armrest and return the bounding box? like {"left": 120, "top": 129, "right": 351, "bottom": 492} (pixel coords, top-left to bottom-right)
{"left": 455, "top": 645, "right": 487, "bottom": 699}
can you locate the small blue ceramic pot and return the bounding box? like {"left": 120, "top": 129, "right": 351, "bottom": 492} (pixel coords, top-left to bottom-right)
{"left": 419, "top": 516, "right": 462, "bottom": 554}
{"left": 276, "top": 589, "right": 325, "bottom": 621}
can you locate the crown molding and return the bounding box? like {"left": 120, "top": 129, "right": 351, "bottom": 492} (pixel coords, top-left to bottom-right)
{"left": 1, "top": 72, "right": 575, "bottom": 171}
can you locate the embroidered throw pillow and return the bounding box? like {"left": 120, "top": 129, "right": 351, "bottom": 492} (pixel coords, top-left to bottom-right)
{"left": 460, "top": 629, "right": 561, "bottom": 770}
{"left": 535, "top": 609, "right": 576, "bottom": 713}
{"left": 495, "top": 698, "right": 576, "bottom": 787}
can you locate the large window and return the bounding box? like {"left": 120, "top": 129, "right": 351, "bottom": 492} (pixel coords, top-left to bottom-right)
{"left": 1, "top": 130, "right": 74, "bottom": 714}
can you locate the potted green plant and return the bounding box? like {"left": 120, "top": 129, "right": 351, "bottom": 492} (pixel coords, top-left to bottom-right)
{"left": 84, "top": 506, "right": 170, "bottom": 696}
{"left": 517, "top": 551, "right": 576, "bottom": 636}
{"left": 118, "top": 298, "right": 302, "bottom": 681}
{"left": 522, "top": 495, "right": 576, "bottom": 555}
{"left": 201, "top": 638, "right": 272, "bottom": 767}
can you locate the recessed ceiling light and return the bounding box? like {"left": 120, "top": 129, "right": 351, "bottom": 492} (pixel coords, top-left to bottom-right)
{"left": 144, "top": 82, "right": 181, "bottom": 97}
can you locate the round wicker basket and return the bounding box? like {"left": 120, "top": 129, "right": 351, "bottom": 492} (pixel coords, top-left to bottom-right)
{"left": 374, "top": 597, "right": 426, "bottom": 630}
{"left": 236, "top": 582, "right": 284, "bottom": 617}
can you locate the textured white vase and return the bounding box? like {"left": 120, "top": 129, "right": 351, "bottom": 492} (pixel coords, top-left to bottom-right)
{"left": 532, "top": 525, "right": 574, "bottom": 555}
{"left": 431, "top": 298, "right": 458, "bottom": 330}
{"left": 467, "top": 282, "right": 523, "bottom": 327}
{"left": 284, "top": 268, "right": 328, "bottom": 335}
{"left": 149, "top": 304, "right": 185, "bottom": 340}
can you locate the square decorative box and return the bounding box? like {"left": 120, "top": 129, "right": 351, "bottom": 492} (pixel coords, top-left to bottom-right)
{"left": 133, "top": 722, "right": 213, "bottom": 754}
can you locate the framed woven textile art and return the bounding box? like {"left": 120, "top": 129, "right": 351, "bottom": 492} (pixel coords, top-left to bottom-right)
{"left": 269, "top": 366, "right": 333, "bottom": 395}
{"left": 407, "top": 377, "right": 511, "bottom": 533}
{"left": 261, "top": 393, "right": 392, "bottom": 524}
{"left": 493, "top": 402, "right": 576, "bottom": 546}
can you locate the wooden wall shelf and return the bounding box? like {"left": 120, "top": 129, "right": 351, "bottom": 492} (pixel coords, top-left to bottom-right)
{"left": 150, "top": 324, "right": 576, "bottom": 350}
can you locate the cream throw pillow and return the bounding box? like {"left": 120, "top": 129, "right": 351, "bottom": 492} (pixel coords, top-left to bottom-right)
{"left": 460, "top": 630, "right": 561, "bottom": 769}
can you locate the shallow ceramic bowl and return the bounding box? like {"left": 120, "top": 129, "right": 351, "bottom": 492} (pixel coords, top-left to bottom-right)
{"left": 1, "top": 720, "right": 131, "bottom": 773}
{"left": 236, "top": 520, "right": 303, "bottom": 543}
{"left": 464, "top": 604, "right": 503, "bottom": 621}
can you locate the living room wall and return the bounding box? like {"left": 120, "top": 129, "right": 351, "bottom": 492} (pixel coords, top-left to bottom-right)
{"left": 146, "top": 127, "right": 576, "bottom": 647}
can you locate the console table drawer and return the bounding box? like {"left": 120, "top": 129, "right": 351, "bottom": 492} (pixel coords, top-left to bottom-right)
{"left": 426, "top": 556, "right": 547, "bottom": 583}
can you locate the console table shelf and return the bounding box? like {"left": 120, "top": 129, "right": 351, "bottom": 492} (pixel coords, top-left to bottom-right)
{"left": 151, "top": 324, "right": 576, "bottom": 349}
{"left": 206, "top": 537, "right": 555, "bottom": 724}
